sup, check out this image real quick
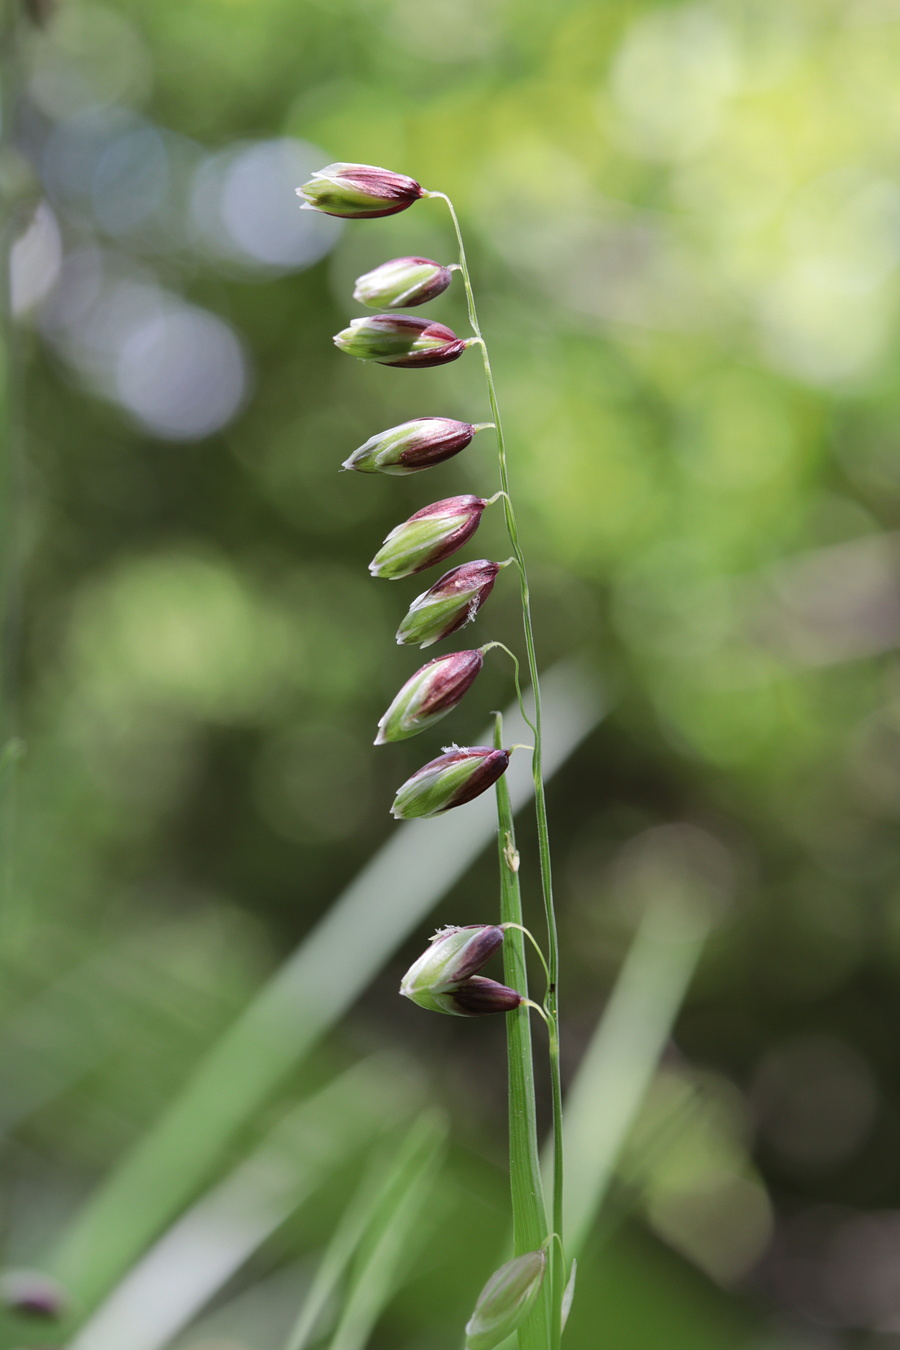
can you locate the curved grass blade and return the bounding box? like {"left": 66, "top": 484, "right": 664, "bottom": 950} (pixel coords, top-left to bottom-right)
{"left": 282, "top": 1113, "right": 446, "bottom": 1350}
{"left": 551, "top": 898, "right": 710, "bottom": 1259}
{"left": 324, "top": 1113, "right": 446, "bottom": 1350}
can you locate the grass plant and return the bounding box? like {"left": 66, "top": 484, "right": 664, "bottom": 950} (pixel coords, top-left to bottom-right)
{"left": 0, "top": 129, "right": 713, "bottom": 1350}
{"left": 298, "top": 161, "right": 586, "bottom": 1348}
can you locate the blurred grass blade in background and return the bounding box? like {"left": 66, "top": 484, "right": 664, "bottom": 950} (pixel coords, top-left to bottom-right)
{"left": 281, "top": 1117, "right": 445, "bottom": 1350}
{"left": 67, "top": 1059, "right": 412, "bottom": 1350}
{"left": 46, "top": 664, "right": 603, "bottom": 1314}
{"left": 0, "top": 737, "right": 24, "bottom": 791}
{"left": 10, "top": 0, "right": 900, "bottom": 1343}
{"left": 321, "top": 1113, "right": 445, "bottom": 1350}
{"left": 557, "top": 894, "right": 713, "bottom": 1258}
{"left": 0, "top": 925, "right": 235, "bottom": 1139}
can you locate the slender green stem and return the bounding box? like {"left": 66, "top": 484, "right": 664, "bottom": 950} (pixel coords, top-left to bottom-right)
{"left": 492, "top": 712, "right": 550, "bottom": 1350}
{"left": 522, "top": 998, "right": 551, "bottom": 1028}
{"left": 430, "top": 190, "right": 565, "bottom": 1348}
{"left": 481, "top": 642, "right": 537, "bottom": 740}
{"left": 502, "top": 922, "right": 551, "bottom": 992}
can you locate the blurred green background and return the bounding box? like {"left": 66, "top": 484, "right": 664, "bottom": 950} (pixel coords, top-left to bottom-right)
{"left": 5, "top": 0, "right": 900, "bottom": 1346}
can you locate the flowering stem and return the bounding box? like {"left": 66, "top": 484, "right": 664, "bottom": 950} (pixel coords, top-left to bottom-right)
{"left": 481, "top": 642, "right": 537, "bottom": 740}
{"left": 492, "top": 712, "right": 551, "bottom": 1350}
{"left": 430, "top": 189, "right": 565, "bottom": 1349}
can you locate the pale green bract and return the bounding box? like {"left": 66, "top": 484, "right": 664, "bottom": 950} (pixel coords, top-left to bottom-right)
{"left": 300, "top": 180, "right": 379, "bottom": 213}
{"left": 342, "top": 420, "right": 435, "bottom": 475}
{"left": 465, "top": 1250, "right": 547, "bottom": 1350}
{"left": 391, "top": 754, "right": 479, "bottom": 819}
{"left": 370, "top": 515, "right": 457, "bottom": 580}
{"left": 375, "top": 662, "right": 441, "bottom": 743}
{"left": 333, "top": 318, "right": 428, "bottom": 360}
{"left": 395, "top": 589, "right": 474, "bottom": 647}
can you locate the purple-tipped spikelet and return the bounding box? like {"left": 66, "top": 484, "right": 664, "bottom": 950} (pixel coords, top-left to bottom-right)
{"left": 396, "top": 560, "right": 501, "bottom": 647}
{"left": 370, "top": 496, "right": 487, "bottom": 580}
{"left": 297, "top": 163, "right": 424, "bottom": 219}
{"left": 353, "top": 256, "right": 453, "bottom": 309}
{"left": 334, "top": 315, "right": 470, "bottom": 368}
{"left": 391, "top": 745, "right": 510, "bottom": 818}
{"left": 342, "top": 417, "right": 482, "bottom": 475}
{"left": 399, "top": 924, "right": 522, "bottom": 1017}
{"left": 401, "top": 923, "right": 503, "bottom": 997}
{"left": 375, "top": 649, "right": 484, "bottom": 744}
{"left": 0, "top": 1269, "right": 68, "bottom": 1321}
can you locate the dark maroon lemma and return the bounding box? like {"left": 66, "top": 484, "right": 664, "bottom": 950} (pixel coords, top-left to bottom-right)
{"left": 417, "top": 649, "right": 484, "bottom": 718}
{"left": 396, "top": 419, "right": 478, "bottom": 469}
{"left": 431, "top": 746, "right": 511, "bottom": 810}
{"left": 429, "top": 560, "right": 500, "bottom": 602}
{"left": 447, "top": 976, "right": 523, "bottom": 1016}
{"left": 375, "top": 649, "right": 485, "bottom": 744}
{"left": 436, "top": 923, "right": 506, "bottom": 982}
{"left": 381, "top": 318, "right": 468, "bottom": 368}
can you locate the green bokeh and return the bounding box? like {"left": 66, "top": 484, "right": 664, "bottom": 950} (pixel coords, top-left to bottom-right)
{"left": 5, "top": 1, "right": 900, "bottom": 1346}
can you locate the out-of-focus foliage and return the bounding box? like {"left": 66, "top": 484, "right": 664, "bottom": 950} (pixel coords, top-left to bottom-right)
{"left": 6, "top": 0, "right": 900, "bottom": 1346}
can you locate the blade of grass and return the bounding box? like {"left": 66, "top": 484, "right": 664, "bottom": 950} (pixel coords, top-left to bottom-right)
{"left": 65, "top": 1058, "right": 411, "bottom": 1350}
{"left": 0, "top": 954, "right": 141, "bottom": 1137}
{"left": 325, "top": 1113, "right": 446, "bottom": 1350}
{"left": 281, "top": 1180, "right": 384, "bottom": 1350}
{"left": 282, "top": 1114, "right": 444, "bottom": 1350}
{"left": 579, "top": 1081, "right": 707, "bottom": 1254}
{"left": 46, "top": 662, "right": 603, "bottom": 1315}
{"left": 551, "top": 898, "right": 710, "bottom": 1258}
{"left": 165, "top": 1263, "right": 313, "bottom": 1350}
{"left": 0, "top": 923, "right": 241, "bottom": 1137}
